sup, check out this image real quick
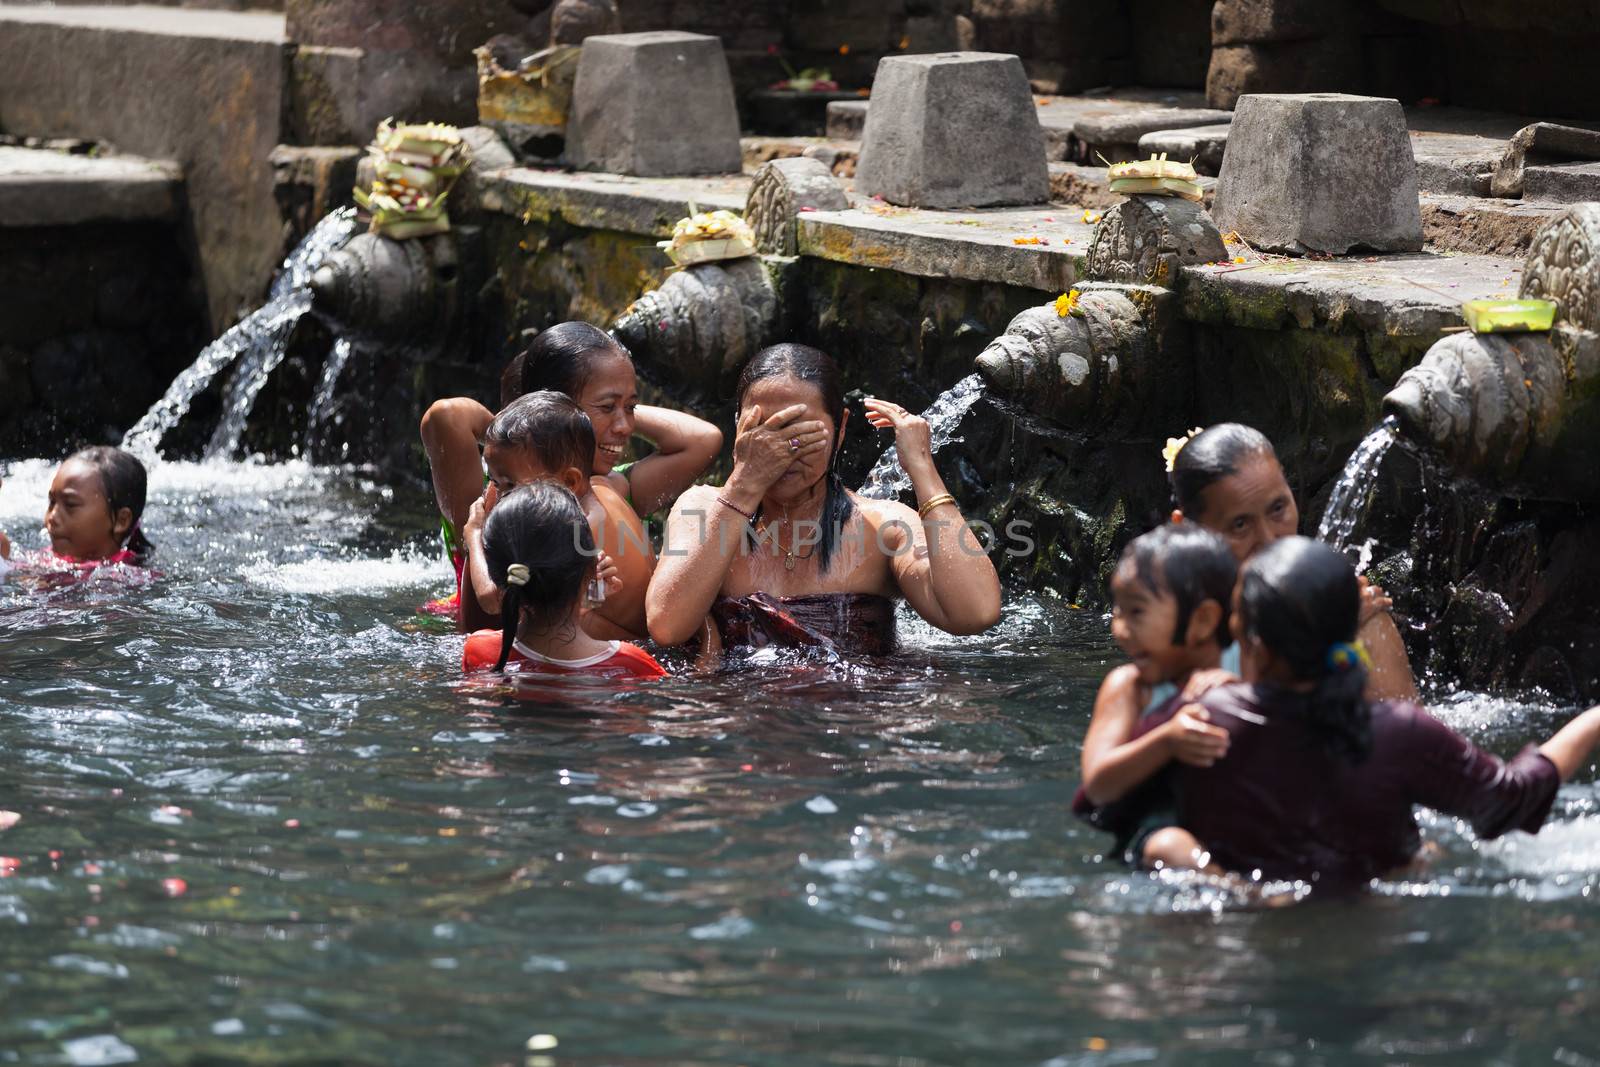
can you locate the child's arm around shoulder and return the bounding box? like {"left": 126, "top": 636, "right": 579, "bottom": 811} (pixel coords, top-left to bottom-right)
{"left": 1080, "top": 665, "right": 1230, "bottom": 806}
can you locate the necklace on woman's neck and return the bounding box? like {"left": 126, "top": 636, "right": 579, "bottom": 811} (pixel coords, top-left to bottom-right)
{"left": 759, "top": 486, "right": 824, "bottom": 572}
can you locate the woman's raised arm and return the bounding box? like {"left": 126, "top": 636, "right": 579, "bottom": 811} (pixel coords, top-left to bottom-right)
{"left": 864, "top": 398, "right": 1001, "bottom": 635}
{"left": 420, "top": 397, "right": 493, "bottom": 534}
{"left": 612, "top": 405, "right": 724, "bottom": 517}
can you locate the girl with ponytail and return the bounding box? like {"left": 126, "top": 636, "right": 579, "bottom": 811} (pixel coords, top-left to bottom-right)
{"left": 1121, "top": 537, "right": 1600, "bottom": 888}
{"left": 461, "top": 482, "right": 665, "bottom": 680}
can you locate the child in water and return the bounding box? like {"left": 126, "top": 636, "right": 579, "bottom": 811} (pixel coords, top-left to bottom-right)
{"left": 0, "top": 467, "right": 11, "bottom": 578}
{"left": 1125, "top": 537, "right": 1600, "bottom": 887}
{"left": 421, "top": 323, "right": 720, "bottom": 631}
{"left": 462, "top": 481, "right": 665, "bottom": 679}
{"left": 460, "top": 391, "right": 655, "bottom": 641}
{"left": 44, "top": 447, "right": 156, "bottom": 568}
{"left": 1076, "top": 524, "right": 1236, "bottom": 870}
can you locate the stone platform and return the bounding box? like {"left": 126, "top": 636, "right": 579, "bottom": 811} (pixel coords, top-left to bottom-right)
{"left": 0, "top": 146, "right": 182, "bottom": 227}
{"left": 476, "top": 163, "right": 1526, "bottom": 356}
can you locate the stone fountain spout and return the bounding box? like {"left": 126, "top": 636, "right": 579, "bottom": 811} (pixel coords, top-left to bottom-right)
{"left": 309, "top": 231, "right": 467, "bottom": 346}
{"left": 610, "top": 256, "right": 780, "bottom": 398}
{"left": 1381, "top": 203, "right": 1600, "bottom": 501}
{"left": 974, "top": 192, "right": 1223, "bottom": 436}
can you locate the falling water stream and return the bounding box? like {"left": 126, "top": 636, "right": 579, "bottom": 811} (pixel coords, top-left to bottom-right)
{"left": 858, "top": 373, "right": 988, "bottom": 500}
{"left": 121, "top": 209, "right": 358, "bottom": 461}
{"left": 1316, "top": 414, "right": 1402, "bottom": 558}
{"left": 304, "top": 337, "right": 353, "bottom": 452}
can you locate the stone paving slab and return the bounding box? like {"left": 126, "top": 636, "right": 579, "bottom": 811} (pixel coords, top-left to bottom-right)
{"left": 0, "top": 145, "right": 181, "bottom": 226}
{"left": 1179, "top": 249, "right": 1525, "bottom": 342}
{"left": 477, "top": 167, "right": 749, "bottom": 237}
{"left": 797, "top": 203, "right": 1094, "bottom": 291}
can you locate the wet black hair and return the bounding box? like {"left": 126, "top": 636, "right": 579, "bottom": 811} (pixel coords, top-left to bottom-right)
{"left": 504, "top": 321, "right": 633, "bottom": 408}
{"left": 481, "top": 482, "right": 597, "bottom": 672}
{"left": 734, "top": 342, "right": 856, "bottom": 573}
{"left": 1119, "top": 523, "right": 1237, "bottom": 647}
{"left": 70, "top": 445, "right": 154, "bottom": 563}
{"left": 1169, "top": 423, "right": 1278, "bottom": 519}
{"left": 485, "top": 390, "right": 597, "bottom": 478}
{"left": 1238, "top": 536, "right": 1372, "bottom": 764}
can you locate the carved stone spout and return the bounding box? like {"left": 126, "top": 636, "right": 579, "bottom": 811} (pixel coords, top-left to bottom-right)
{"left": 1384, "top": 203, "right": 1600, "bottom": 501}
{"left": 974, "top": 284, "right": 1184, "bottom": 436}
{"left": 611, "top": 256, "right": 780, "bottom": 397}
{"left": 1382, "top": 331, "right": 1568, "bottom": 488}
{"left": 309, "top": 232, "right": 463, "bottom": 344}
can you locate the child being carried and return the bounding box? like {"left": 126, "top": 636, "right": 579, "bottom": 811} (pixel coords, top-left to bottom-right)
{"left": 1075, "top": 524, "right": 1237, "bottom": 871}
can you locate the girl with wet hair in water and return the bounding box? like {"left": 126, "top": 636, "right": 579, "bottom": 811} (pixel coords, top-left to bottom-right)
{"left": 1162, "top": 422, "right": 1416, "bottom": 702}
{"left": 1122, "top": 537, "right": 1600, "bottom": 887}
{"left": 646, "top": 342, "right": 1001, "bottom": 656}
{"left": 420, "top": 322, "right": 721, "bottom": 630}
{"left": 44, "top": 446, "right": 155, "bottom": 567}
{"left": 461, "top": 481, "right": 664, "bottom": 679}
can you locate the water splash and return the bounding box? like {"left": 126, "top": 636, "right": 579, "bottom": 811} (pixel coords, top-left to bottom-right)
{"left": 121, "top": 209, "right": 357, "bottom": 461}
{"left": 304, "top": 338, "right": 353, "bottom": 452}
{"left": 857, "top": 374, "right": 987, "bottom": 501}
{"left": 122, "top": 289, "right": 312, "bottom": 460}
{"left": 1316, "top": 415, "right": 1400, "bottom": 557}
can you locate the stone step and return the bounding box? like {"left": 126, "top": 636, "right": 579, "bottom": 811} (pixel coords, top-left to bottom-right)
{"left": 0, "top": 3, "right": 289, "bottom": 328}
{"left": 0, "top": 145, "right": 182, "bottom": 227}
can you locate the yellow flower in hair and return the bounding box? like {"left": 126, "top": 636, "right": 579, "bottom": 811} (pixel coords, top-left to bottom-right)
{"left": 1162, "top": 426, "right": 1205, "bottom": 473}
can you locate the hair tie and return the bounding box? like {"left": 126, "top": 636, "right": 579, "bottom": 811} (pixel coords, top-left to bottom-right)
{"left": 1162, "top": 426, "right": 1205, "bottom": 473}
{"left": 1325, "top": 641, "right": 1371, "bottom": 674}
{"left": 505, "top": 563, "right": 531, "bottom": 587}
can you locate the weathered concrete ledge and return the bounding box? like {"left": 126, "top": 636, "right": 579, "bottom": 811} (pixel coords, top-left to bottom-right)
{"left": 796, "top": 205, "right": 1090, "bottom": 291}
{"left": 0, "top": 146, "right": 182, "bottom": 227}
{"left": 477, "top": 165, "right": 1523, "bottom": 348}
{"left": 1179, "top": 251, "right": 1523, "bottom": 380}
{"left": 477, "top": 167, "right": 748, "bottom": 237}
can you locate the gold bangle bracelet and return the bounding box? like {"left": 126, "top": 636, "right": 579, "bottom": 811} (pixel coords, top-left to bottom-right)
{"left": 918, "top": 492, "right": 957, "bottom": 519}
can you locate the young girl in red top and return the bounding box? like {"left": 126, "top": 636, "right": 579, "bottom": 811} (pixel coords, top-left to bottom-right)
{"left": 462, "top": 481, "right": 666, "bottom": 680}
{"left": 44, "top": 446, "right": 156, "bottom": 568}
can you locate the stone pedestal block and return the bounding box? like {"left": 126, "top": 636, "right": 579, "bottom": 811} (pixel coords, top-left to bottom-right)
{"left": 855, "top": 52, "right": 1049, "bottom": 209}
{"left": 566, "top": 31, "right": 742, "bottom": 177}
{"left": 1212, "top": 93, "right": 1423, "bottom": 255}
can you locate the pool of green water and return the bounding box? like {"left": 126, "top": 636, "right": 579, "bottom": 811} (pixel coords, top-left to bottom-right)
{"left": 0, "top": 459, "right": 1596, "bottom": 1066}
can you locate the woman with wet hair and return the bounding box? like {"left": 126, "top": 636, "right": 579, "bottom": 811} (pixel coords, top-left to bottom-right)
{"left": 420, "top": 321, "right": 721, "bottom": 630}
{"left": 1166, "top": 422, "right": 1416, "bottom": 702}
{"left": 646, "top": 343, "right": 1001, "bottom": 655}
{"left": 1129, "top": 538, "right": 1600, "bottom": 886}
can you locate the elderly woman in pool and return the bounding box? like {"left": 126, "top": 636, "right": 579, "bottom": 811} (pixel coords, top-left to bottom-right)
{"left": 646, "top": 343, "right": 1002, "bottom": 654}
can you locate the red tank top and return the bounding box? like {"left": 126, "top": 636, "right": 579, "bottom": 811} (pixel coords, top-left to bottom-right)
{"left": 461, "top": 631, "right": 667, "bottom": 679}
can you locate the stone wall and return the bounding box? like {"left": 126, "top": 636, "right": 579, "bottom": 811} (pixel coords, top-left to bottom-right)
{"left": 0, "top": 6, "right": 289, "bottom": 331}
{"left": 0, "top": 224, "right": 208, "bottom": 456}
{"left": 1207, "top": 0, "right": 1600, "bottom": 119}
